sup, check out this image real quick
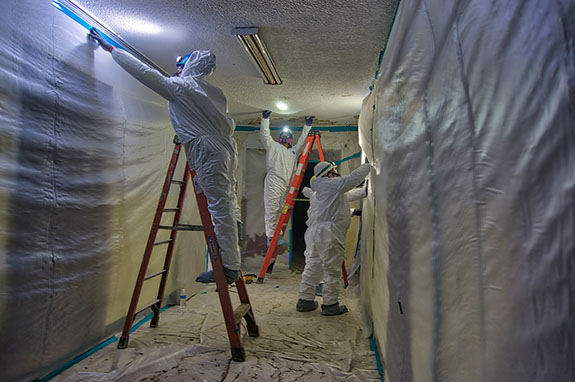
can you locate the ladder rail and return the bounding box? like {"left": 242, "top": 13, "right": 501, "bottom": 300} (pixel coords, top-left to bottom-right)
{"left": 257, "top": 133, "right": 318, "bottom": 281}
{"left": 190, "top": 170, "right": 258, "bottom": 360}
{"left": 118, "top": 140, "right": 258, "bottom": 359}
{"left": 118, "top": 143, "right": 183, "bottom": 348}
{"left": 150, "top": 162, "right": 191, "bottom": 327}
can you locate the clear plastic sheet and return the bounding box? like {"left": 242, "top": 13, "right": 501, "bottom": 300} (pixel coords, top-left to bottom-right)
{"left": 50, "top": 269, "right": 381, "bottom": 382}
{"left": 359, "top": 0, "right": 575, "bottom": 381}
{"left": 0, "top": 1, "right": 206, "bottom": 380}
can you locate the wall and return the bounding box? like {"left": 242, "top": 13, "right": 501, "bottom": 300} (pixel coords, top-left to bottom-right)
{"left": 359, "top": 0, "right": 575, "bottom": 381}
{"left": 0, "top": 1, "right": 206, "bottom": 381}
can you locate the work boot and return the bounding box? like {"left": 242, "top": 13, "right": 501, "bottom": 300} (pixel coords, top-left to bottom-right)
{"left": 321, "top": 302, "right": 348, "bottom": 316}
{"left": 195, "top": 268, "right": 240, "bottom": 284}
{"left": 315, "top": 283, "right": 324, "bottom": 296}
{"left": 296, "top": 299, "right": 318, "bottom": 312}
{"left": 266, "top": 236, "right": 288, "bottom": 247}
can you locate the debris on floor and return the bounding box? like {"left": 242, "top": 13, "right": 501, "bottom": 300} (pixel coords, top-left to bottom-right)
{"left": 51, "top": 269, "right": 381, "bottom": 381}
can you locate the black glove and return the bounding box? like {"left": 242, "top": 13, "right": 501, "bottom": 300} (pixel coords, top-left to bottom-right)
{"left": 262, "top": 110, "right": 272, "bottom": 119}
{"left": 88, "top": 28, "right": 114, "bottom": 52}
{"left": 352, "top": 209, "right": 362, "bottom": 217}
{"left": 305, "top": 116, "right": 315, "bottom": 125}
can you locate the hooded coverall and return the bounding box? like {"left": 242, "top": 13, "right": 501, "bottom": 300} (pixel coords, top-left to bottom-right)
{"left": 110, "top": 49, "right": 241, "bottom": 270}
{"left": 260, "top": 118, "right": 311, "bottom": 239}
{"left": 298, "top": 163, "right": 371, "bottom": 305}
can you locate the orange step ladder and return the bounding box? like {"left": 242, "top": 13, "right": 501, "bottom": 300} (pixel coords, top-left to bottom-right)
{"left": 118, "top": 136, "right": 259, "bottom": 362}
{"left": 257, "top": 131, "right": 349, "bottom": 287}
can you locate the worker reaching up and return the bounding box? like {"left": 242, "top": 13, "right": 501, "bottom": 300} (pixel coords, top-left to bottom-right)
{"left": 88, "top": 29, "right": 241, "bottom": 284}
{"left": 260, "top": 110, "right": 314, "bottom": 247}
{"left": 297, "top": 161, "right": 371, "bottom": 316}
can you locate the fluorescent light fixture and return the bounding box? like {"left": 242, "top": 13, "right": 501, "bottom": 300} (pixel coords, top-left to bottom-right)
{"left": 276, "top": 101, "right": 288, "bottom": 111}
{"left": 232, "top": 27, "right": 282, "bottom": 85}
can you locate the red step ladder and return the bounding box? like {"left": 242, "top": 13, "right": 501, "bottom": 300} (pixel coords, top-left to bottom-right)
{"left": 257, "top": 131, "right": 349, "bottom": 287}
{"left": 118, "top": 137, "right": 258, "bottom": 362}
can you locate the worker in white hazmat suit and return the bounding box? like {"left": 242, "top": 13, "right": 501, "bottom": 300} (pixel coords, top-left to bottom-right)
{"left": 301, "top": 179, "right": 367, "bottom": 297}
{"left": 297, "top": 161, "right": 371, "bottom": 315}
{"left": 260, "top": 111, "right": 313, "bottom": 247}
{"left": 88, "top": 29, "right": 241, "bottom": 283}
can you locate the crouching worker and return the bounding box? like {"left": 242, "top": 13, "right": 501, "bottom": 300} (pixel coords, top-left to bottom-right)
{"left": 88, "top": 29, "right": 242, "bottom": 284}
{"left": 297, "top": 161, "right": 371, "bottom": 315}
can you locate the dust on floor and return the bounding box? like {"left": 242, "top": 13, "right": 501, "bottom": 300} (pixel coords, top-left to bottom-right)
{"left": 51, "top": 269, "right": 381, "bottom": 381}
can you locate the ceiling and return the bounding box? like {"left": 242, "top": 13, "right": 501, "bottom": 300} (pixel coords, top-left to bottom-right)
{"left": 75, "top": 0, "right": 398, "bottom": 127}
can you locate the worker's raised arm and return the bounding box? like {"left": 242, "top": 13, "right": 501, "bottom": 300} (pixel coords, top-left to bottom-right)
{"left": 89, "top": 28, "right": 176, "bottom": 101}
{"left": 302, "top": 187, "right": 314, "bottom": 199}
{"left": 260, "top": 111, "right": 275, "bottom": 150}
{"left": 345, "top": 185, "right": 367, "bottom": 202}
{"left": 292, "top": 116, "right": 314, "bottom": 154}
{"left": 337, "top": 163, "right": 371, "bottom": 194}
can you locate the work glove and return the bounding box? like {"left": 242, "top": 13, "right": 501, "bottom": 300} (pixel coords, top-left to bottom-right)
{"left": 305, "top": 116, "right": 315, "bottom": 125}
{"left": 262, "top": 110, "right": 272, "bottom": 119}
{"left": 88, "top": 28, "right": 114, "bottom": 52}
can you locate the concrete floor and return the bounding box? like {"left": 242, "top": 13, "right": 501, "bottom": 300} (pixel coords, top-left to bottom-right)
{"left": 52, "top": 268, "right": 382, "bottom": 381}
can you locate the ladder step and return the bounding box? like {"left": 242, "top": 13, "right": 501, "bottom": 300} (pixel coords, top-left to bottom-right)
{"left": 144, "top": 269, "right": 167, "bottom": 280}
{"left": 163, "top": 208, "right": 179, "bottom": 212}
{"left": 158, "top": 224, "right": 203, "bottom": 231}
{"left": 171, "top": 180, "right": 185, "bottom": 185}
{"left": 154, "top": 239, "right": 173, "bottom": 246}
{"left": 135, "top": 299, "right": 161, "bottom": 316}
{"left": 234, "top": 303, "right": 252, "bottom": 325}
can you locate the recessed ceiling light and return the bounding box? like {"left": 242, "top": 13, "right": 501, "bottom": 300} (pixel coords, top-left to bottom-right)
{"left": 276, "top": 101, "right": 288, "bottom": 111}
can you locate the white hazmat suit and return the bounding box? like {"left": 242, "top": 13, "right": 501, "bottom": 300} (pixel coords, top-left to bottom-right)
{"left": 298, "top": 162, "right": 371, "bottom": 312}
{"left": 109, "top": 48, "right": 242, "bottom": 271}
{"left": 301, "top": 183, "right": 368, "bottom": 296}
{"left": 260, "top": 117, "right": 311, "bottom": 239}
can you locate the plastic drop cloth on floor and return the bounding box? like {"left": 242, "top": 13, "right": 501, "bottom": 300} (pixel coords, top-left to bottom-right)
{"left": 51, "top": 268, "right": 381, "bottom": 382}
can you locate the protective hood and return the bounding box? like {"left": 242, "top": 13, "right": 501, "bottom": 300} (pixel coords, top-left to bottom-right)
{"left": 181, "top": 50, "right": 216, "bottom": 78}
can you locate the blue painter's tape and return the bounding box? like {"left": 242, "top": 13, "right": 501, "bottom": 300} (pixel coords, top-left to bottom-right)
{"left": 334, "top": 151, "right": 361, "bottom": 165}
{"left": 310, "top": 151, "right": 361, "bottom": 165}
{"left": 52, "top": 0, "right": 121, "bottom": 49}
{"left": 129, "top": 304, "right": 172, "bottom": 334}
{"left": 37, "top": 303, "right": 175, "bottom": 381}
{"left": 35, "top": 335, "right": 118, "bottom": 381}
{"left": 369, "top": 335, "right": 385, "bottom": 381}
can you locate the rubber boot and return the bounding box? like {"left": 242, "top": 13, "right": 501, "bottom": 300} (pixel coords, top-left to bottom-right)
{"left": 296, "top": 299, "right": 318, "bottom": 312}
{"left": 196, "top": 268, "right": 240, "bottom": 284}
{"left": 321, "top": 302, "right": 348, "bottom": 316}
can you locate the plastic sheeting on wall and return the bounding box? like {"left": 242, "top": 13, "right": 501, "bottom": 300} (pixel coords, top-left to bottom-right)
{"left": 359, "top": 0, "right": 575, "bottom": 381}
{"left": 0, "top": 1, "right": 206, "bottom": 381}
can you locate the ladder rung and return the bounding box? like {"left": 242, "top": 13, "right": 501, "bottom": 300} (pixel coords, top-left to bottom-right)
{"left": 163, "top": 208, "right": 179, "bottom": 212}
{"left": 171, "top": 180, "right": 185, "bottom": 185}
{"left": 154, "top": 239, "right": 173, "bottom": 246}
{"left": 234, "top": 303, "right": 252, "bottom": 325}
{"left": 158, "top": 224, "right": 203, "bottom": 231}
{"left": 176, "top": 224, "right": 204, "bottom": 231}
{"left": 134, "top": 299, "right": 161, "bottom": 316}
{"left": 144, "top": 269, "right": 167, "bottom": 280}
